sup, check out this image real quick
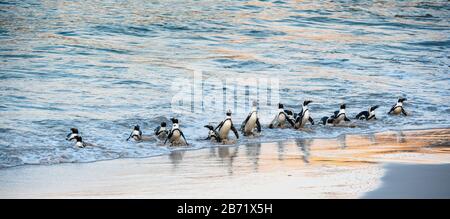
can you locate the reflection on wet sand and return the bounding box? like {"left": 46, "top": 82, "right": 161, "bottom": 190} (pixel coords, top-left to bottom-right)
{"left": 167, "top": 129, "right": 450, "bottom": 173}
{"left": 1, "top": 129, "right": 448, "bottom": 198}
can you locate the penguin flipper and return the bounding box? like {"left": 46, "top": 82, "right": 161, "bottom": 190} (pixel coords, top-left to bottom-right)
{"left": 165, "top": 131, "right": 173, "bottom": 144}
{"left": 388, "top": 104, "right": 396, "bottom": 114}
{"left": 126, "top": 131, "right": 133, "bottom": 141}
{"left": 231, "top": 124, "right": 239, "bottom": 139}
{"left": 180, "top": 131, "right": 188, "bottom": 145}
{"left": 241, "top": 113, "right": 251, "bottom": 131}
{"left": 256, "top": 118, "right": 261, "bottom": 132}
{"left": 401, "top": 108, "right": 408, "bottom": 116}
{"left": 308, "top": 117, "right": 314, "bottom": 125}
{"left": 344, "top": 116, "right": 351, "bottom": 122}
{"left": 215, "top": 121, "right": 224, "bottom": 131}
{"left": 154, "top": 126, "right": 160, "bottom": 135}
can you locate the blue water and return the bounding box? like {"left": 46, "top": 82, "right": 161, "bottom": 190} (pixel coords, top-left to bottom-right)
{"left": 0, "top": 0, "right": 449, "bottom": 168}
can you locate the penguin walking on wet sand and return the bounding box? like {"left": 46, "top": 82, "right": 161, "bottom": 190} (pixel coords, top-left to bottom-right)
{"left": 241, "top": 101, "right": 261, "bottom": 136}
{"left": 388, "top": 98, "right": 408, "bottom": 116}
{"left": 204, "top": 125, "right": 220, "bottom": 142}
{"left": 154, "top": 122, "right": 169, "bottom": 141}
{"left": 215, "top": 110, "right": 239, "bottom": 142}
{"left": 294, "top": 100, "right": 314, "bottom": 129}
{"left": 332, "top": 104, "right": 351, "bottom": 125}
{"left": 269, "top": 103, "right": 295, "bottom": 128}
{"left": 356, "top": 105, "right": 379, "bottom": 120}
{"left": 126, "top": 125, "right": 142, "bottom": 141}
{"left": 66, "top": 128, "right": 79, "bottom": 141}
{"left": 165, "top": 118, "right": 188, "bottom": 146}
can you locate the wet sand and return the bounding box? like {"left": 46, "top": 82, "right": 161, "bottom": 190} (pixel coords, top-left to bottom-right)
{"left": 0, "top": 128, "right": 449, "bottom": 198}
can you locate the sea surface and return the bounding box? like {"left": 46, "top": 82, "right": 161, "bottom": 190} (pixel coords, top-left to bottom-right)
{"left": 0, "top": 0, "right": 449, "bottom": 168}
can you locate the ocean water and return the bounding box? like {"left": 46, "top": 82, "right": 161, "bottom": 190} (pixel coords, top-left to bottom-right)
{"left": 0, "top": 0, "right": 449, "bottom": 168}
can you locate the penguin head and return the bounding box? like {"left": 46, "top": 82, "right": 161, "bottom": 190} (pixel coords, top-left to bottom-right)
{"left": 160, "top": 122, "right": 166, "bottom": 127}
{"left": 278, "top": 103, "right": 284, "bottom": 109}
{"left": 370, "top": 105, "right": 379, "bottom": 112}
{"left": 171, "top": 118, "right": 179, "bottom": 124}
{"left": 398, "top": 98, "right": 407, "bottom": 103}
{"left": 70, "top": 128, "right": 78, "bottom": 134}
{"left": 340, "top": 104, "right": 346, "bottom": 109}
{"left": 204, "top": 125, "right": 214, "bottom": 130}
{"left": 134, "top": 125, "right": 140, "bottom": 131}
{"left": 74, "top": 136, "right": 83, "bottom": 142}
{"left": 226, "top": 109, "right": 232, "bottom": 116}
{"left": 303, "top": 100, "right": 312, "bottom": 106}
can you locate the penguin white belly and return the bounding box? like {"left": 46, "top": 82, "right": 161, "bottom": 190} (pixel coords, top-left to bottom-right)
{"left": 335, "top": 114, "right": 345, "bottom": 124}
{"left": 76, "top": 142, "right": 84, "bottom": 148}
{"left": 278, "top": 113, "right": 286, "bottom": 126}
{"left": 171, "top": 130, "right": 181, "bottom": 140}
{"left": 301, "top": 111, "right": 310, "bottom": 127}
{"left": 219, "top": 120, "right": 232, "bottom": 140}
{"left": 393, "top": 107, "right": 402, "bottom": 114}
{"left": 244, "top": 113, "right": 257, "bottom": 133}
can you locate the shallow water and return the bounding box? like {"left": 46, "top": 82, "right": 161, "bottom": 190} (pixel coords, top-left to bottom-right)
{"left": 0, "top": 0, "right": 449, "bottom": 168}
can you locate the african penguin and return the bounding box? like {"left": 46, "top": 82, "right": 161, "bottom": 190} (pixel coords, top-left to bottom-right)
{"left": 388, "top": 98, "right": 407, "bottom": 116}
{"left": 356, "top": 105, "right": 379, "bottom": 120}
{"left": 269, "top": 103, "right": 295, "bottom": 128}
{"left": 332, "top": 104, "right": 351, "bottom": 124}
{"left": 66, "top": 128, "right": 79, "bottom": 141}
{"left": 154, "top": 122, "right": 169, "bottom": 141}
{"left": 204, "top": 124, "right": 220, "bottom": 142}
{"left": 165, "top": 118, "right": 188, "bottom": 146}
{"left": 126, "top": 125, "right": 142, "bottom": 141}
{"left": 320, "top": 116, "right": 335, "bottom": 125}
{"left": 240, "top": 101, "right": 261, "bottom": 136}
{"left": 294, "top": 100, "right": 314, "bottom": 129}
{"left": 215, "top": 110, "right": 239, "bottom": 141}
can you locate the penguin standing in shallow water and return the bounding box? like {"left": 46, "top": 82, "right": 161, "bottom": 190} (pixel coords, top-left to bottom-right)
{"left": 269, "top": 103, "right": 295, "bottom": 128}
{"left": 388, "top": 98, "right": 408, "bottom": 116}
{"left": 241, "top": 101, "right": 261, "bottom": 136}
{"left": 332, "top": 104, "right": 351, "bottom": 125}
{"left": 165, "top": 118, "right": 188, "bottom": 146}
{"left": 73, "top": 136, "right": 94, "bottom": 148}
{"left": 294, "top": 100, "right": 314, "bottom": 129}
{"left": 126, "top": 125, "right": 142, "bottom": 141}
{"left": 215, "top": 110, "right": 239, "bottom": 142}
{"left": 154, "top": 122, "right": 169, "bottom": 141}
{"left": 204, "top": 125, "right": 220, "bottom": 142}
{"left": 356, "top": 105, "right": 379, "bottom": 120}
{"left": 66, "top": 128, "right": 79, "bottom": 141}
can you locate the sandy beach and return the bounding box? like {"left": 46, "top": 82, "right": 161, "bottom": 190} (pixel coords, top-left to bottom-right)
{"left": 0, "top": 128, "right": 449, "bottom": 199}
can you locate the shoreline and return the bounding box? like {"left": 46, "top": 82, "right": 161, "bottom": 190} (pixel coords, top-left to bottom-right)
{"left": 0, "top": 128, "right": 449, "bottom": 198}
{"left": 2, "top": 126, "right": 450, "bottom": 170}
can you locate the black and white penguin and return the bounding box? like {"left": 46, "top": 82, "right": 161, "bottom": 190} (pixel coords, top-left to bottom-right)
{"left": 126, "top": 125, "right": 142, "bottom": 141}
{"left": 332, "top": 104, "right": 351, "bottom": 124}
{"left": 269, "top": 103, "right": 295, "bottom": 128}
{"left": 204, "top": 125, "right": 220, "bottom": 142}
{"left": 74, "top": 136, "right": 85, "bottom": 148}
{"left": 165, "top": 118, "right": 188, "bottom": 146}
{"left": 388, "top": 98, "right": 407, "bottom": 116}
{"left": 73, "top": 136, "right": 94, "bottom": 148}
{"left": 215, "top": 110, "right": 239, "bottom": 142}
{"left": 356, "top": 105, "right": 379, "bottom": 120}
{"left": 240, "top": 101, "right": 261, "bottom": 136}
{"left": 66, "top": 128, "right": 79, "bottom": 141}
{"left": 294, "top": 100, "right": 314, "bottom": 129}
{"left": 320, "top": 116, "right": 335, "bottom": 125}
{"left": 154, "top": 122, "right": 169, "bottom": 141}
